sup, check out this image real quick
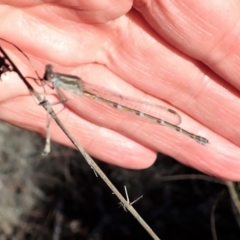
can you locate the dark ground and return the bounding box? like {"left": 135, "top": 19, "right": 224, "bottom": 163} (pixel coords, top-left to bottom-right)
{"left": 0, "top": 121, "right": 239, "bottom": 240}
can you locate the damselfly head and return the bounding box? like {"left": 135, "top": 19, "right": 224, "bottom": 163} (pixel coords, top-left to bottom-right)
{"left": 45, "top": 64, "right": 53, "bottom": 72}
{"left": 43, "top": 64, "right": 56, "bottom": 82}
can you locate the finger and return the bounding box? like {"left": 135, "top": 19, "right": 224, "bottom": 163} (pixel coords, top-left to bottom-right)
{"left": 65, "top": 65, "right": 240, "bottom": 180}
{"left": 91, "top": 11, "right": 240, "bottom": 147}
{"left": 134, "top": 0, "right": 240, "bottom": 90}
{"left": 0, "top": 0, "right": 132, "bottom": 23}
{"left": 1, "top": 47, "right": 240, "bottom": 180}
{"left": 1, "top": 89, "right": 240, "bottom": 180}
{"left": 0, "top": 0, "right": 132, "bottom": 64}
{"left": 68, "top": 89, "right": 240, "bottom": 181}
{"left": 0, "top": 95, "right": 156, "bottom": 169}
{"left": 1, "top": 60, "right": 240, "bottom": 180}
{"left": 45, "top": 0, "right": 133, "bottom": 23}
{"left": 39, "top": 63, "right": 240, "bottom": 180}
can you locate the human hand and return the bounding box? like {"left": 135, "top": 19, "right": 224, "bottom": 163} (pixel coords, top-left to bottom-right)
{"left": 0, "top": 1, "right": 240, "bottom": 180}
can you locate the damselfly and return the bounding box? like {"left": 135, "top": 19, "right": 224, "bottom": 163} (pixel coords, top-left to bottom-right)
{"left": 43, "top": 64, "right": 209, "bottom": 145}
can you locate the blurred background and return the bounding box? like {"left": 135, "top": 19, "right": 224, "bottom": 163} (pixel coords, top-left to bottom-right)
{"left": 0, "top": 120, "right": 239, "bottom": 240}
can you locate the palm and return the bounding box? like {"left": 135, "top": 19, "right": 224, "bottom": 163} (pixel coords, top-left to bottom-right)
{"left": 0, "top": 1, "right": 239, "bottom": 180}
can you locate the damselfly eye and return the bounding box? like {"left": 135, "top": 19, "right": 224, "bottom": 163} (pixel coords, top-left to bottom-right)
{"left": 47, "top": 72, "right": 55, "bottom": 81}
{"left": 46, "top": 64, "right": 53, "bottom": 72}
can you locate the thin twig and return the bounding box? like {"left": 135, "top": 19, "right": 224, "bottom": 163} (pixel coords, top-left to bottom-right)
{"left": 224, "top": 180, "right": 240, "bottom": 228}
{"left": 119, "top": 186, "right": 143, "bottom": 212}
{"left": 225, "top": 181, "right": 240, "bottom": 214}
{"left": 0, "top": 45, "right": 160, "bottom": 240}
{"left": 158, "top": 174, "right": 240, "bottom": 238}
{"left": 210, "top": 190, "right": 225, "bottom": 240}
{"left": 157, "top": 174, "right": 225, "bottom": 184}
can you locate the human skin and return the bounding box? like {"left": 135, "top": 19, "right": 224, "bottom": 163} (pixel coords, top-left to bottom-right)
{"left": 0, "top": 0, "right": 240, "bottom": 180}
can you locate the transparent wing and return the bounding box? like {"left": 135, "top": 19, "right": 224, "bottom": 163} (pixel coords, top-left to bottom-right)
{"left": 82, "top": 81, "right": 181, "bottom": 125}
